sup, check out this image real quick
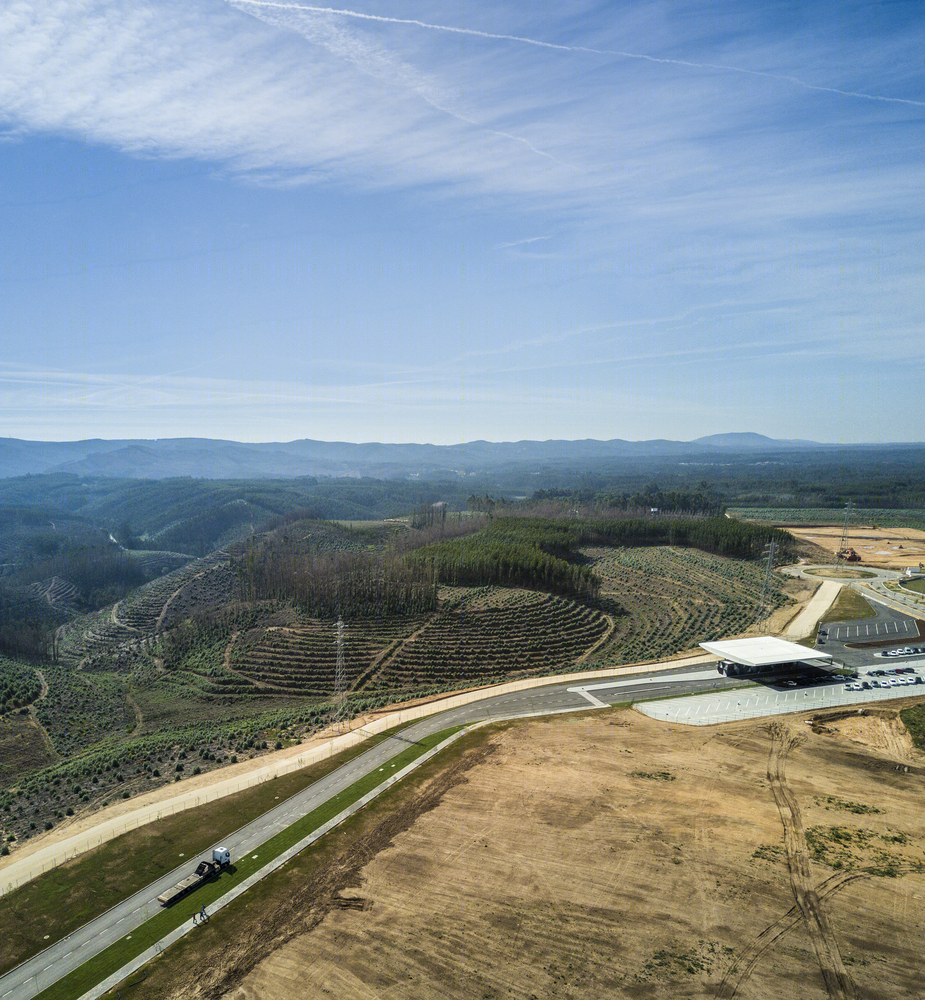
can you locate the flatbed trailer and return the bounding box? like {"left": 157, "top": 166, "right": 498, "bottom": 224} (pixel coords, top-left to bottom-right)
{"left": 157, "top": 847, "right": 230, "bottom": 906}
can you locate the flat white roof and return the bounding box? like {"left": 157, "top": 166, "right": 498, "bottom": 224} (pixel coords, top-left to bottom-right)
{"left": 699, "top": 636, "right": 832, "bottom": 667}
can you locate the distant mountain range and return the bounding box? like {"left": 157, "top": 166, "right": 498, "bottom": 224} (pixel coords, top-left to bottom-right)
{"left": 0, "top": 433, "right": 914, "bottom": 481}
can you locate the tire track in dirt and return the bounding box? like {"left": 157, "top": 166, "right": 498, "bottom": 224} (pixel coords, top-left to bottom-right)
{"left": 125, "top": 693, "right": 143, "bottom": 737}
{"left": 111, "top": 600, "right": 139, "bottom": 633}
{"left": 363, "top": 611, "right": 438, "bottom": 687}
{"left": 762, "top": 722, "right": 857, "bottom": 1000}
{"left": 715, "top": 869, "right": 868, "bottom": 998}
{"left": 716, "top": 855, "right": 924, "bottom": 999}
{"left": 156, "top": 554, "right": 228, "bottom": 632}
{"left": 26, "top": 669, "right": 57, "bottom": 760}
{"left": 575, "top": 611, "right": 615, "bottom": 664}
{"left": 220, "top": 630, "right": 267, "bottom": 688}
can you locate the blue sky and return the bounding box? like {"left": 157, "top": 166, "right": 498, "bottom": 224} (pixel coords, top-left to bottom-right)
{"left": 1, "top": 1, "right": 923, "bottom": 444}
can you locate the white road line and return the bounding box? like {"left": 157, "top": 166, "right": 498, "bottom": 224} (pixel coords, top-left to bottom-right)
{"left": 566, "top": 687, "right": 608, "bottom": 708}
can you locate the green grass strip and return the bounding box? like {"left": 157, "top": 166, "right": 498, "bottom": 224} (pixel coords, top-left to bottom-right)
{"left": 0, "top": 721, "right": 427, "bottom": 976}
{"left": 33, "top": 727, "right": 462, "bottom": 1000}
{"left": 817, "top": 588, "right": 877, "bottom": 624}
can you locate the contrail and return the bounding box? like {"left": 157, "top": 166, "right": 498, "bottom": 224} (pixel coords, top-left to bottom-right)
{"left": 229, "top": 0, "right": 573, "bottom": 165}
{"left": 231, "top": 1, "right": 925, "bottom": 108}
{"left": 496, "top": 235, "right": 552, "bottom": 249}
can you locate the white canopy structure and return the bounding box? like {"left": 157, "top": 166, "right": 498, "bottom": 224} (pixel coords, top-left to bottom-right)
{"left": 699, "top": 636, "right": 832, "bottom": 667}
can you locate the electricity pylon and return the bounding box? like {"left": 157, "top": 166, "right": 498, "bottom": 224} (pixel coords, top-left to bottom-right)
{"left": 333, "top": 616, "right": 348, "bottom": 733}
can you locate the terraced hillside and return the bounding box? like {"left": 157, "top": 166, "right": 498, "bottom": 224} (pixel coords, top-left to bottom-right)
{"left": 0, "top": 515, "right": 801, "bottom": 848}
{"left": 231, "top": 614, "right": 424, "bottom": 700}
{"left": 584, "top": 545, "right": 791, "bottom": 665}
{"left": 24, "top": 577, "right": 81, "bottom": 618}
{"left": 208, "top": 586, "right": 611, "bottom": 703}
{"left": 364, "top": 587, "right": 610, "bottom": 698}
{"left": 56, "top": 553, "right": 238, "bottom": 667}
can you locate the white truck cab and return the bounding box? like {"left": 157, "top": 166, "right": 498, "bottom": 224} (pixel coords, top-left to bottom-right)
{"left": 213, "top": 846, "right": 231, "bottom": 866}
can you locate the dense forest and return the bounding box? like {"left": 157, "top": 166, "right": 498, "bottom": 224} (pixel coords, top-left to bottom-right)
{"left": 0, "top": 445, "right": 924, "bottom": 572}
{"left": 411, "top": 515, "right": 790, "bottom": 600}
{"left": 234, "top": 545, "right": 440, "bottom": 619}
{"left": 231, "top": 511, "right": 788, "bottom": 613}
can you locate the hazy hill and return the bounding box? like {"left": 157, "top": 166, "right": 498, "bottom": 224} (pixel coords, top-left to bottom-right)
{"left": 692, "top": 432, "right": 818, "bottom": 450}
{"left": 0, "top": 434, "right": 843, "bottom": 480}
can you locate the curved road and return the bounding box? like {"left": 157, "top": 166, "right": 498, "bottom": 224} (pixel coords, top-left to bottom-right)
{"left": 5, "top": 635, "right": 922, "bottom": 1000}
{"left": 0, "top": 663, "right": 738, "bottom": 1000}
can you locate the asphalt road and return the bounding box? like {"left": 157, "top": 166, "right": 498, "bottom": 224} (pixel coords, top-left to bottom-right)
{"left": 0, "top": 663, "right": 742, "bottom": 1000}
{"left": 4, "top": 641, "right": 922, "bottom": 1000}
{"left": 813, "top": 597, "right": 921, "bottom": 670}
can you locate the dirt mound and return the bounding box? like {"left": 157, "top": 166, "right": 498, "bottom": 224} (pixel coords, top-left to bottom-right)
{"left": 786, "top": 526, "right": 925, "bottom": 570}
{"left": 813, "top": 709, "right": 915, "bottom": 761}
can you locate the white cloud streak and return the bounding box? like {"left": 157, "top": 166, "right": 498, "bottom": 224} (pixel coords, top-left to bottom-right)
{"left": 231, "top": 1, "right": 925, "bottom": 107}
{"left": 496, "top": 236, "right": 552, "bottom": 249}
{"left": 1, "top": 2, "right": 923, "bottom": 444}
{"left": 226, "top": 1, "right": 572, "bottom": 166}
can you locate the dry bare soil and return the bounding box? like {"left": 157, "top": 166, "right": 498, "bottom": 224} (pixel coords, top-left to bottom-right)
{"left": 185, "top": 703, "right": 925, "bottom": 1000}
{"left": 785, "top": 525, "right": 925, "bottom": 571}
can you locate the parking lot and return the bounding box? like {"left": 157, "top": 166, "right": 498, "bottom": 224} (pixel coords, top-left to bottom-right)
{"left": 827, "top": 618, "right": 918, "bottom": 641}
{"left": 814, "top": 599, "right": 923, "bottom": 670}
{"left": 875, "top": 644, "right": 925, "bottom": 659}
{"left": 639, "top": 660, "right": 925, "bottom": 726}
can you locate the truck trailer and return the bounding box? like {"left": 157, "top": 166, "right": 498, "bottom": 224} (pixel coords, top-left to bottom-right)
{"left": 157, "top": 846, "right": 230, "bottom": 906}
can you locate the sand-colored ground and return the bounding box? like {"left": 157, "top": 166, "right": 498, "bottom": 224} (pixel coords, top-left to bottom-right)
{"left": 785, "top": 526, "right": 925, "bottom": 571}
{"left": 222, "top": 702, "right": 925, "bottom": 1000}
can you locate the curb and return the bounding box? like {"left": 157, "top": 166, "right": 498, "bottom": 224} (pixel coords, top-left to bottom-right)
{"left": 77, "top": 705, "right": 587, "bottom": 1000}
{"left": 77, "top": 726, "right": 473, "bottom": 1000}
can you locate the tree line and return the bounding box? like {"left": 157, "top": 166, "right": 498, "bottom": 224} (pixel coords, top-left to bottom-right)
{"left": 12, "top": 546, "right": 148, "bottom": 609}
{"left": 530, "top": 486, "right": 725, "bottom": 516}
{"left": 410, "top": 515, "right": 792, "bottom": 600}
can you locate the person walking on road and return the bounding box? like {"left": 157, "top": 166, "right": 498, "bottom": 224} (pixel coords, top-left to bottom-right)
{"left": 192, "top": 913, "right": 198, "bottom": 926}
{"left": 200, "top": 904, "right": 208, "bottom": 922}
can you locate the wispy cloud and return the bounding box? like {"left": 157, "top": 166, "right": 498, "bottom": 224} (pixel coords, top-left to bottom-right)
{"left": 2, "top": 3, "right": 923, "bottom": 442}
{"left": 232, "top": 1, "right": 925, "bottom": 108}
{"left": 496, "top": 236, "right": 552, "bottom": 249}
{"left": 226, "top": 0, "right": 573, "bottom": 167}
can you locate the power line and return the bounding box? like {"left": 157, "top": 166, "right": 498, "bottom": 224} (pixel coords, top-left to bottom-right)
{"left": 835, "top": 500, "right": 855, "bottom": 567}
{"left": 333, "top": 616, "right": 348, "bottom": 733}
{"left": 755, "top": 539, "right": 778, "bottom": 629}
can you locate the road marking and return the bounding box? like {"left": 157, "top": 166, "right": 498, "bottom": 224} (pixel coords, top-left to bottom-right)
{"left": 568, "top": 687, "right": 608, "bottom": 708}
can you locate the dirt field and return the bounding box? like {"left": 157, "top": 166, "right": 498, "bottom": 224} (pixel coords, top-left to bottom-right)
{"left": 214, "top": 703, "right": 924, "bottom": 1000}
{"left": 785, "top": 525, "right": 925, "bottom": 571}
